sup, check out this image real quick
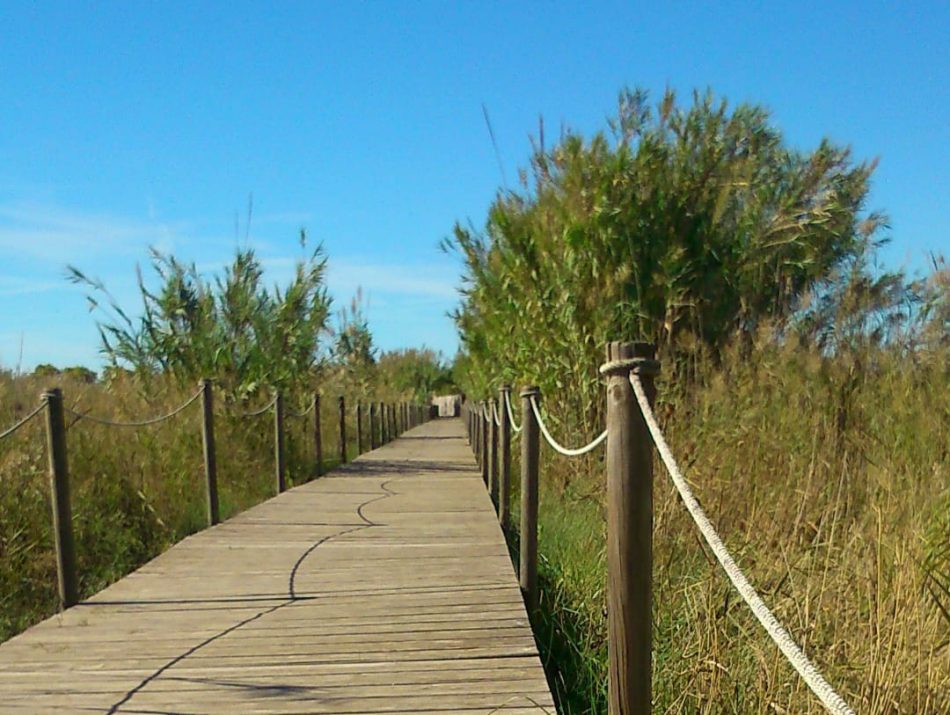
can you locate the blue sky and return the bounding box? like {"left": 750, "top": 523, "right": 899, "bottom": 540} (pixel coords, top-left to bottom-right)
{"left": 1, "top": 2, "right": 947, "bottom": 371}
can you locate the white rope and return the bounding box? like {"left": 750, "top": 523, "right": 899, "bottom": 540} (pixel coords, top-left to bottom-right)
{"left": 286, "top": 400, "right": 315, "bottom": 418}
{"left": 65, "top": 388, "right": 203, "bottom": 427}
{"left": 528, "top": 396, "right": 607, "bottom": 457}
{"left": 504, "top": 392, "right": 522, "bottom": 434}
{"left": 236, "top": 394, "right": 279, "bottom": 418}
{"left": 630, "top": 374, "right": 855, "bottom": 715}
{"left": 0, "top": 401, "right": 47, "bottom": 440}
{"left": 492, "top": 400, "right": 502, "bottom": 427}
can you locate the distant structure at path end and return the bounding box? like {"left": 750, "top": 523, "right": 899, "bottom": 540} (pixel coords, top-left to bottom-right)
{"left": 432, "top": 394, "right": 461, "bottom": 417}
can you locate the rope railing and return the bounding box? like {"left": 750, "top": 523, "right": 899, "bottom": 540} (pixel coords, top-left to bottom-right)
{"left": 630, "top": 373, "right": 855, "bottom": 715}
{"left": 528, "top": 395, "right": 607, "bottom": 457}
{"left": 64, "top": 388, "right": 203, "bottom": 427}
{"left": 284, "top": 401, "right": 315, "bottom": 418}
{"left": 0, "top": 401, "right": 47, "bottom": 441}
{"left": 234, "top": 394, "right": 279, "bottom": 418}
{"left": 492, "top": 399, "right": 503, "bottom": 427}
{"left": 4, "top": 378, "right": 429, "bottom": 614}
{"left": 503, "top": 390, "right": 522, "bottom": 433}
{"left": 467, "top": 340, "right": 854, "bottom": 714}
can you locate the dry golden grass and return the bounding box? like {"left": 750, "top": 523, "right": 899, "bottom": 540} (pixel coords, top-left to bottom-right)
{"left": 522, "top": 340, "right": 948, "bottom": 713}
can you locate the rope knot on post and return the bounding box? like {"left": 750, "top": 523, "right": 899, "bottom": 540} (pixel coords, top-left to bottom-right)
{"left": 598, "top": 355, "right": 661, "bottom": 377}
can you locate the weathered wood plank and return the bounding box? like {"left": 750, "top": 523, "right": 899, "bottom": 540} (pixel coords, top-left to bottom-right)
{"left": 0, "top": 418, "right": 553, "bottom": 713}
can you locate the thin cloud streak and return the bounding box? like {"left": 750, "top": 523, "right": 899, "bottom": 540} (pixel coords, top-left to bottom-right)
{"left": 0, "top": 200, "right": 188, "bottom": 263}
{"left": 0, "top": 274, "right": 74, "bottom": 297}
{"left": 327, "top": 259, "right": 459, "bottom": 300}
{"left": 233, "top": 255, "right": 459, "bottom": 300}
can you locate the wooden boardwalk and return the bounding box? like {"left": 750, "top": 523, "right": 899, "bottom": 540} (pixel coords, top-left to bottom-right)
{"left": 0, "top": 418, "right": 555, "bottom": 714}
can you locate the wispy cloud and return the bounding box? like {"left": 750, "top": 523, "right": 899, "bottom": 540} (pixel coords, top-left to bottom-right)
{"left": 0, "top": 274, "right": 73, "bottom": 297}
{"left": 0, "top": 199, "right": 189, "bottom": 263}
{"left": 327, "top": 259, "right": 459, "bottom": 300}
{"left": 227, "top": 255, "right": 461, "bottom": 301}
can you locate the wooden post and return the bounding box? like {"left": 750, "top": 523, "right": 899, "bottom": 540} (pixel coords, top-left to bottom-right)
{"left": 489, "top": 398, "right": 499, "bottom": 510}
{"left": 389, "top": 404, "right": 395, "bottom": 439}
{"left": 468, "top": 403, "right": 478, "bottom": 456}
{"left": 377, "top": 402, "right": 382, "bottom": 445}
{"left": 499, "top": 385, "right": 512, "bottom": 527}
{"left": 475, "top": 402, "right": 487, "bottom": 470}
{"left": 313, "top": 393, "right": 323, "bottom": 477}
{"left": 199, "top": 379, "right": 219, "bottom": 526}
{"left": 520, "top": 385, "right": 540, "bottom": 612}
{"left": 480, "top": 402, "right": 489, "bottom": 487}
{"left": 339, "top": 396, "right": 347, "bottom": 464}
{"left": 42, "top": 387, "right": 78, "bottom": 610}
{"left": 274, "top": 391, "right": 286, "bottom": 494}
{"left": 604, "top": 341, "right": 658, "bottom": 715}
{"left": 356, "top": 402, "right": 363, "bottom": 455}
{"left": 369, "top": 402, "right": 377, "bottom": 449}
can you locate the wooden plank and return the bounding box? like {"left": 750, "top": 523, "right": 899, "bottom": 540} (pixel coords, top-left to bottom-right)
{"left": 0, "top": 418, "right": 553, "bottom": 713}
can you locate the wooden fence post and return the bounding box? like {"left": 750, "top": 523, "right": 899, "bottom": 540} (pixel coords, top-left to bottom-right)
{"left": 390, "top": 404, "right": 396, "bottom": 438}
{"left": 356, "top": 402, "right": 363, "bottom": 455}
{"left": 489, "top": 398, "right": 499, "bottom": 510}
{"left": 376, "top": 401, "right": 383, "bottom": 444}
{"left": 498, "top": 385, "right": 512, "bottom": 527}
{"left": 475, "top": 402, "right": 485, "bottom": 467}
{"left": 480, "top": 402, "right": 489, "bottom": 487}
{"left": 313, "top": 393, "right": 323, "bottom": 477}
{"left": 604, "top": 341, "right": 658, "bottom": 715}
{"left": 378, "top": 402, "right": 383, "bottom": 444}
{"left": 274, "top": 391, "right": 286, "bottom": 494}
{"left": 520, "top": 385, "right": 540, "bottom": 613}
{"left": 369, "top": 402, "right": 377, "bottom": 449}
{"left": 42, "top": 387, "right": 78, "bottom": 610}
{"left": 199, "top": 379, "right": 219, "bottom": 526}
{"left": 339, "top": 396, "right": 347, "bottom": 464}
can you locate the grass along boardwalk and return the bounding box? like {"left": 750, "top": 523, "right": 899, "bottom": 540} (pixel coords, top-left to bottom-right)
{"left": 0, "top": 418, "right": 554, "bottom": 714}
